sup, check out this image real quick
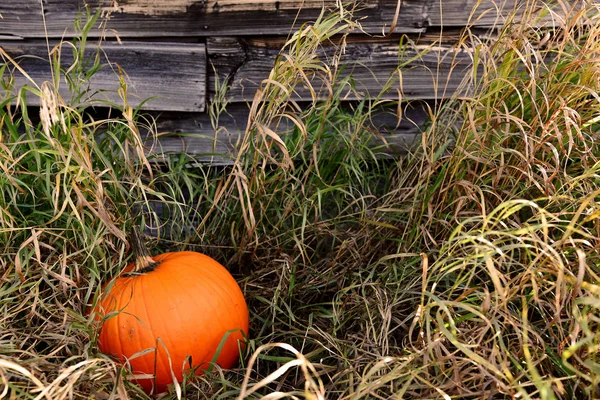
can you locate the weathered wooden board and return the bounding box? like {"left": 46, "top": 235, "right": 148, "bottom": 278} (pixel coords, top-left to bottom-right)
{"left": 0, "top": 0, "right": 427, "bottom": 39}
{"left": 145, "top": 102, "right": 429, "bottom": 164}
{"left": 426, "top": 0, "right": 583, "bottom": 28}
{"left": 409, "top": 0, "right": 582, "bottom": 29}
{"left": 207, "top": 37, "right": 476, "bottom": 103}
{"left": 426, "top": 0, "right": 519, "bottom": 28}
{"left": 1, "top": 41, "right": 206, "bottom": 112}
{"left": 0, "top": 0, "right": 577, "bottom": 39}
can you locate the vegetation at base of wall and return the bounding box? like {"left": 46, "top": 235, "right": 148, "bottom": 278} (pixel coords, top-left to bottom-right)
{"left": 1, "top": 1, "right": 600, "bottom": 399}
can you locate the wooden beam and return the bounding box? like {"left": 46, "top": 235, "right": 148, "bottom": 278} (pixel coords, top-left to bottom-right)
{"left": 145, "top": 102, "right": 430, "bottom": 165}
{"left": 0, "top": 0, "right": 580, "bottom": 40}
{"left": 1, "top": 41, "right": 206, "bottom": 112}
{"left": 426, "top": 0, "right": 518, "bottom": 28}
{"left": 0, "top": 0, "right": 428, "bottom": 39}
{"left": 208, "top": 37, "right": 476, "bottom": 103}
{"left": 426, "top": 0, "right": 584, "bottom": 28}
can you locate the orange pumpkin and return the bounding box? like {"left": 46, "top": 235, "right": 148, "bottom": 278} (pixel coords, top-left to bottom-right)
{"left": 91, "top": 228, "right": 249, "bottom": 394}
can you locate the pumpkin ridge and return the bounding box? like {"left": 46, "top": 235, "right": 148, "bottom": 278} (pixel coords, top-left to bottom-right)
{"left": 183, "top": 263, "right": 219, "bottom": 354}
{"left": 175, "top": 261, "right": 229, "bottom": 366}
{"left": 138, "top": 274, "right": 170, "bottom": 390}
{"left": 117, "top": 278, "right": 150, "bottom": 386}
{"left": 154, "top": 270, "right": 185, "bottom": 386}
{"left": 205, "top": 271, "right": 236, "bottom": 327}
{"left": 187, "top": 262, "right": 246, "bottom": 364}
{"left": 115, "top": 282, "right": 134, "bottom": 372}
{"left": 177, "top": 265, "right": 213, "bottom": 365}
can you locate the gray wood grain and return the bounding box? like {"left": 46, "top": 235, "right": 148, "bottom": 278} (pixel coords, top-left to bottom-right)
{"left": 426, "top": 0, "right": 583, "bottom": 28}
{"left": 1, "top": 41, "right": 206, "bottom": 112}
{"left": 0, "top": 0, "right": 427, "bottom": 38}
{"left": 208, "top": 37, "right": 476, "bottom": 103}
{"left": 5, "top": 0, "right": 577, "bottom": 39}
{"left": 144, "top": 102, "right": 430, "bottom": 164}
{"left": 0, "top": 0, "right": 578, "bottom": 39}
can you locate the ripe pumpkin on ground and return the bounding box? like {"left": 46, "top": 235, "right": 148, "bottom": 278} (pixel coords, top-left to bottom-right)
{"left": 90, "top": 228, "right": 249, "bottom": 394}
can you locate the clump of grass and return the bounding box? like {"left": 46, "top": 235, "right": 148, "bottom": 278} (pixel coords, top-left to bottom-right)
{"left": 2, "top": 0, "right": 600, "bottom": 399}
{"left": 394, "top": 1, "right": 600, "bottom": 398}
{"left": 0, "top": 9, "right": 219, "bottom": 398}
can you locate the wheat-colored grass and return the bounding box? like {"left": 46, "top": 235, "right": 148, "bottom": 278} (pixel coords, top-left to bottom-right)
{"left": 1, "top": 1, "right": 600, "bottom": 399}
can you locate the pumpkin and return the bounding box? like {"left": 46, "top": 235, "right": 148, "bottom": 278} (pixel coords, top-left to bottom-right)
{"left": 91, "top": 228, "right": 249, "bottom": 394}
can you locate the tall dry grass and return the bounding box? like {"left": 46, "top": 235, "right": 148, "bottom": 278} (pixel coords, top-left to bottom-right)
{"left": 1, "top": 1, "right": 600, "bottom": 399}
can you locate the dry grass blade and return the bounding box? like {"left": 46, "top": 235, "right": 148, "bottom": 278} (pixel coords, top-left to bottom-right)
{"left": 0, "top": 358, "right": 51, "bottom": 400}
{"left": 238, "top": 343, "right": 325, "bottom": 400}
{"left": 2, "top": 0, "right": 600, "bottom": 399}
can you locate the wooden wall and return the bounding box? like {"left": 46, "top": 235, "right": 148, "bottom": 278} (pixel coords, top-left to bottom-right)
{"left": 0, "top": 0, "right": 579, "bottom": 162}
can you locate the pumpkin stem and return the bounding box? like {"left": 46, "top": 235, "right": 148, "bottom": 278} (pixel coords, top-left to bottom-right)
{"left": 130, "top": 226, "right": 160, "bottom": 273}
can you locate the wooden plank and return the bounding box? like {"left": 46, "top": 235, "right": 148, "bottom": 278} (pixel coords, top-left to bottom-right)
{"left": 208, "top": 37, "right": 476, "bottom": 103}
{"left": 426, "top": 0, "right": 519, "bottom": 28}
{"left": 111, "top": 0, "right": 381, "bottom": 14}
{"left": 1, "top": 41, "right": 206, "bottom": 112}
{"left": 0, "top": 0, "right": 580, "bottom": 39}
{"left": 426, "top": 0, "right": 584, "bottom": 28}
{"left": 145, "top": 102, "right": 429, "bottom": 164}
{"left": 0, "top": 0, "right": 426, "bottom": 39}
